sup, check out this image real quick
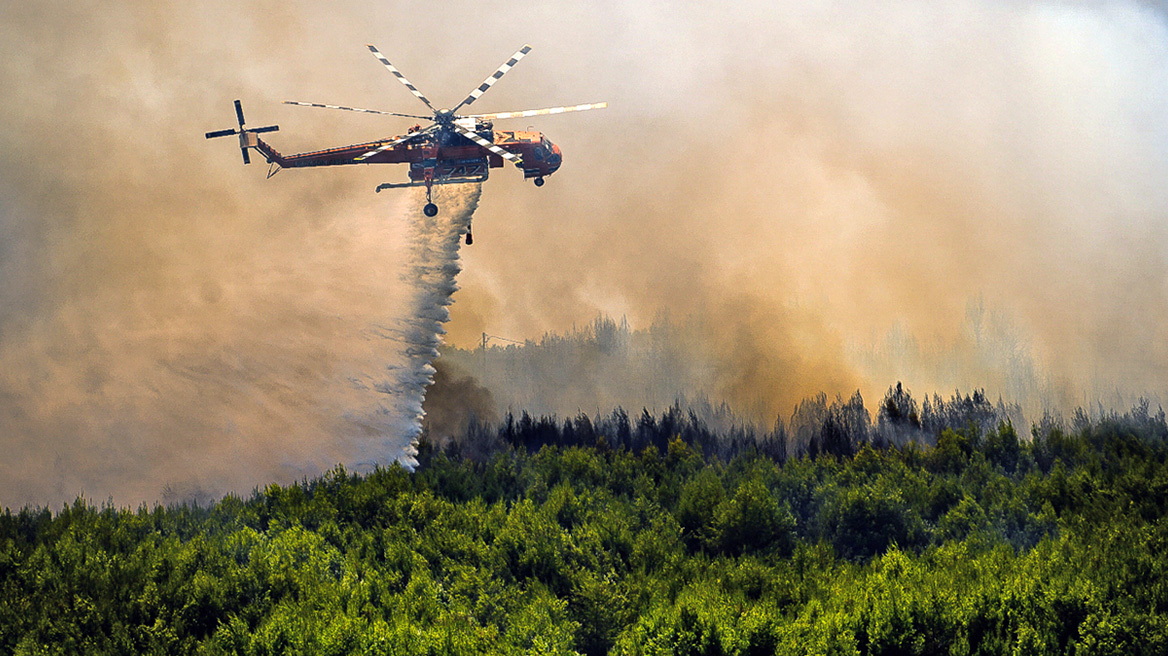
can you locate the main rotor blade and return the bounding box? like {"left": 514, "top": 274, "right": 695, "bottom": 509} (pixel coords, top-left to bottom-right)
{"left": 250, "top": 125, "right": 280, "bottom": 134}
{"left": 451, "top": 45, "right": 532, "bottom": 113}
{"left": 452, "top": 124, "right": 523, "bottom": 165}
{"left": 241, "top": 147, "right": 251, "bottom": 165}
{"left": 468, "top": 101, "right": 608, "bottom": 121}
{"left": 205, "top": 128, "right": 238, "bottom": 139}
{"left": 354, "top": 125, "right": 435, "bottom": 162}
{"left": 283, "top": 101, "right": 430, "bottom": 120}
{"left": 234, "top": 99, "right": 246, "bottom": 127}
{"left": 366, "top": 44, "right": 435, "bottom": 111}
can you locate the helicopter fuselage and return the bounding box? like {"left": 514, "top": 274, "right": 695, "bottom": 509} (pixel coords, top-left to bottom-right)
{"left": 252, "top": 126, "right": 562, "bottom": 181}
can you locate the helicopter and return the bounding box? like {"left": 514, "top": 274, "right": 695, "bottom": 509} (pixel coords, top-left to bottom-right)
{"left": 206, "top": 44, "right": 606, "bottom": 238}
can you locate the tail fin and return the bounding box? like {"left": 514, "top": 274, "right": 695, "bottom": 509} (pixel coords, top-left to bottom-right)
{"left": 251, "top": 134, "right": 287, "bottom": 168}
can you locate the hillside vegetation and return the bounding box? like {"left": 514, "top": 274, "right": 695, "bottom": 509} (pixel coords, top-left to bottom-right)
{"left": 2, "top": 394, "right": 1167, "bottom": 654}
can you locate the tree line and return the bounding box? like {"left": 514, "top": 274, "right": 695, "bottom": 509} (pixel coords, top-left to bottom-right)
{"left": 1, "top": 390, "right": 1166, "bottom": 654}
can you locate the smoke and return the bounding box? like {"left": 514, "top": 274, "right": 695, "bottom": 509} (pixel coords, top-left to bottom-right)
{"left": 443, "top": 0, "right": 1168, "bottom": 417}
{"left": 422, "top": 358, "right": 497, "bottom": 445}
{"left": 0, "top": 3, "right": 474, "bottom": 508}
{"left": 2, "top": 1, "right": 1168, "bottom": 507}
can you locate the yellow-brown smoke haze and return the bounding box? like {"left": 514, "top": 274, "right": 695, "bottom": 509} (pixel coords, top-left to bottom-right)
{"left": 448, "top": 1, "right": 1168, "bottom": 411}
{"left": 1, "top": 1, "right": 1166, "bottom": 507}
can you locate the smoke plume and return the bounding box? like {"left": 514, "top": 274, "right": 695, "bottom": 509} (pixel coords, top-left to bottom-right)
{"left": 443, "top": 0, "right": 1168, "bottom": 418}
{"left": 422, "top": 358, "right": 497, "bottom": 446}
{"left": 2, "top": 1, "right": 1167, "bottom": 507}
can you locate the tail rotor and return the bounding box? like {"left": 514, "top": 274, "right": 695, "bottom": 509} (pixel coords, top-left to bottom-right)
{"left": 205, "top": 100, "right": 279, "bottom": 164}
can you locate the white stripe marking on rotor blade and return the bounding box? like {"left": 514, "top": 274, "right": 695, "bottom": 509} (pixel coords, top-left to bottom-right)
{"left": 367, "top": 44, "right": 434, "bottom": 109}
{"left": 459, "top": 45, "right": 532, "bottom": 108}
{"left": 285, "top": 101, "right": 393, "bottom": 115}
{"left": 356, "top": 148, "right": 381, "bottom": 161}
{"left": 355, "top": 143, "right": 395, "bottom": 161}
{"left": 355, "top": 134, "right": 413, "bottom": 161}
{"left": 454, "top": 126, "right": 522, "bottom": 164}
{"left": 471, "top": 102, "right": 607, "bottom": 121}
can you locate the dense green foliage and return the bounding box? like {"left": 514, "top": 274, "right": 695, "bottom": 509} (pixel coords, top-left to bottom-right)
{"left": 2, "top": 399, "right": 1167, "bottom": 654}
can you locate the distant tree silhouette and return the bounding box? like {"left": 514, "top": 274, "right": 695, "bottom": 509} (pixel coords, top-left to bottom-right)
{"left": 877, "top": 382, "right": 922, "bottom": 446}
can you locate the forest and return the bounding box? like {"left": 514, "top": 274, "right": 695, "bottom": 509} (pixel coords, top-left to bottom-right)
{"left": 1, "top": 386, "right": 1167, "bottom": 655}
{"left": 434, "top": 312, "right": 1089, "bottom": 430}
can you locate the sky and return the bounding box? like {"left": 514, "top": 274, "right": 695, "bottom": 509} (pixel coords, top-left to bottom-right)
{"left": 1, "top": 0, "right": 1166, "bottom": 507}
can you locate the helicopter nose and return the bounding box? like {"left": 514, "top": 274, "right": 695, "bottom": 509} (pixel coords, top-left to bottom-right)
{"left": 549, "top": 142, "right": 562, "bottom": 171}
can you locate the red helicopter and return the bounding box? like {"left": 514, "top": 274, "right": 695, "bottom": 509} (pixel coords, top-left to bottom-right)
{"left": 206, "top": 44, "right": 606, "bottom": 236}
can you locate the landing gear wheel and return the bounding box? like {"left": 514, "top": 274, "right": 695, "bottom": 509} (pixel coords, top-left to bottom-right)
{"left": 423, "top": 203, "right": 438, "bottom": 217}
{"left": 534, "top": 177, "right": 545, "bottom": 187}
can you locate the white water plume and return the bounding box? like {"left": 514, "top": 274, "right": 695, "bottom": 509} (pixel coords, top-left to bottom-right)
{"left": 356, "top": 184, "right": 481, "bottom": 469}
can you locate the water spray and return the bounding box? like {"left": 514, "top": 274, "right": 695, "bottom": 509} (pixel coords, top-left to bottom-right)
{"left": 374, "top": 183, "right": 481, "bottom": 468}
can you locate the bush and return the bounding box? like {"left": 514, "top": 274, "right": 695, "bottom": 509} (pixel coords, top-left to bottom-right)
{"left": 821, "top": 483, "right": 925, "bottom": 560}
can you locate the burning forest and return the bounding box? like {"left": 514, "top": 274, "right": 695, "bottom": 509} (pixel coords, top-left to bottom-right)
{"left": 2, "top": 0, "right": 1168, "bottom": 653}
